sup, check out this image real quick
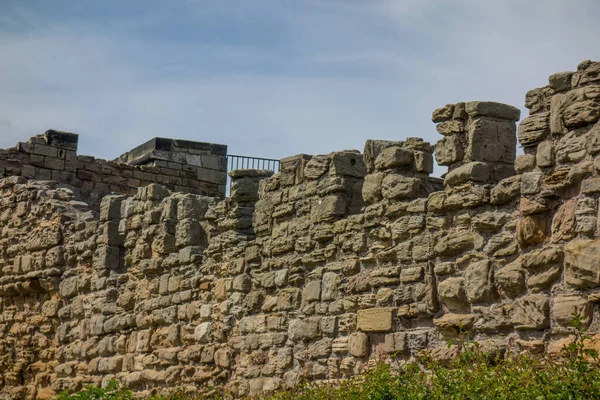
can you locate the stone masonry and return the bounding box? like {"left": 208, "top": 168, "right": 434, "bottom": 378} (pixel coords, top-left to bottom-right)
{"left": 0, "top": 132, "right": 228, "bottom": 210}
{"left": 1, "top": 61, "right": 600, "bottom": 399}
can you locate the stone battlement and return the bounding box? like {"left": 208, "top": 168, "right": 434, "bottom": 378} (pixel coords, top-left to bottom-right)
{"left": 1, "top": 60, "right": 600, "bottom": 399}
{"left": 0, "top": 131, "right": 228, "bottom": 210}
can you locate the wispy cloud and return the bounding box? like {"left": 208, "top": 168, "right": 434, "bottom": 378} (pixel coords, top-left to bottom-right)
{"left": 0, "top": 0, "right": 599, "bottom": 176}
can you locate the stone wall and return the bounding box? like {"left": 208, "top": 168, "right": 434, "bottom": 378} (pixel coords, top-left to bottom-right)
{"left": 2, "top": 60, "right": 600, "bottom": 399}
{"left": 0, "top": 132, "right": 227, "bottom": 210}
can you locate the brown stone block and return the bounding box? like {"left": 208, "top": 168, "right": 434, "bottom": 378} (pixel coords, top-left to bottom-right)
{"left": 357, "top": 308, "right": 394, "bottom": 332}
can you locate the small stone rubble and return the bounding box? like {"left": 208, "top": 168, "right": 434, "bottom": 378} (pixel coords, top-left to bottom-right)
{"left": 1, "top": 61, "right": 600, "bottom": 399}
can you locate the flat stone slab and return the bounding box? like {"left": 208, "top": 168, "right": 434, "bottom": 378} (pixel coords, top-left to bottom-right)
{"left": 357, "top": 308, "right": 394, "bottom": 332}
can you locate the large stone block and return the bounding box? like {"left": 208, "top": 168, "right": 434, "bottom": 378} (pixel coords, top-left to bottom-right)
{"left": 435, "top": 136, "right": 464, "bottom": 166}
{"left": 552, "top": 295, "right": 591, "bottom": 328}
{"left": 444, "top": 162, "right": 490, "bottom": 186}
{"left": 348, "top": 332, "right": 370, "bottom": 357}
{"left": 357, "top": 308, "right": 394, "bottom": 332}
{"left": 362, "top": 172, "right": 384, "bottom": 204}
{"left": 465, "top": 260, "right": 494, "bottom": 303}
{"left": 438, "top": 277, "right": 469, "bottom": 310}
{"left": 311, "top": 195, "right": 346, "bottom": 223}
{"left": 467, "top": 118, "right": 516, "bottom": 164}
{"left": 518, "top": 113, "right": 550, "bottom": 146}
{"left": 565, "top": 239, "right": 600, "bottom": 288}
{"left": 374, "top": 147, "right": 413, "bottom": 170}
{"left": 465, "top": 101, "right": 521, "bottom": 121}
{"left": 511, "top": 294, "right": 549, "bottom": 330}
{"left": 381, "top": 174, "right": 420, "bottom": 200}
{"left": 495, "top": 261, "right": 526, "bottom": 298}
{"left": 517, "top": 215, "right": 547, "bottom": 246}
{"left": 289, "top": 318, "right": 321, "bottom": 341}
{"left": 330, "top": 151, "right": 366, "bottom": 178}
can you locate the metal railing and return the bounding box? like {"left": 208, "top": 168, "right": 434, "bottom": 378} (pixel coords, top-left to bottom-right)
{"left": 226, "top": 155, "right": 280, "bottom": 196}
{"left": 227, "top": 154, "right": 280, "bottom": 173}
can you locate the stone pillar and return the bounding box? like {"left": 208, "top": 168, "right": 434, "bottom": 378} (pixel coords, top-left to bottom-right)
{"left": 361, "top": 137, "right": 434, "bottom": 205}
{"left": 433, "top": 101, "right": 520, "bottom": 187}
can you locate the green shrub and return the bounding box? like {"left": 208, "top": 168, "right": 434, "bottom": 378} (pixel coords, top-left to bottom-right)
{"left": 60, "top": 311, "right": 600, "bottom": 400}
{"left": 58, "top": 380, "right": 134, "bottom": 400}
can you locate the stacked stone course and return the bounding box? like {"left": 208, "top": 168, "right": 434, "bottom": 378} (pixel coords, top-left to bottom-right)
{"left": 2, "top": 61, "right": 600, "bottom": 399}
{"left": 0, "top": 132, "right": 227, "bottom": 211}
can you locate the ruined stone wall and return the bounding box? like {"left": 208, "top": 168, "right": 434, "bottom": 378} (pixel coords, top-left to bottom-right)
{"left": 0, "top": 132, "right": 227, "bottom": 210}
{"left": 2, "top": 61, "right": 600, "bottom": 400}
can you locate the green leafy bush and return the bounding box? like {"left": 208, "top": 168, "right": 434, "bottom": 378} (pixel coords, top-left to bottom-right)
{"left": 60, "top": 311, "right": 600, "bottom": 400}
{"left": 58, "top": 380, "right": 134, "bottom": 400}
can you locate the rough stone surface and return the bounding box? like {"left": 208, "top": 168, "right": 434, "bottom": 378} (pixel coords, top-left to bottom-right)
{"left": 2, "top": 61, "right": 600, "bottom": 399}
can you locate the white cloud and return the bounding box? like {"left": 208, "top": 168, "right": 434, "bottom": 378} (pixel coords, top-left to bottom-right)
{"left": 0, "top": 0, "right": 599, "bottom": 178}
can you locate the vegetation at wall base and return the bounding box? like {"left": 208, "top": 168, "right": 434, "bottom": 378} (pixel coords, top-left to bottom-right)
{"left": 59, "top": 312, "right": 600, "bottom": 400}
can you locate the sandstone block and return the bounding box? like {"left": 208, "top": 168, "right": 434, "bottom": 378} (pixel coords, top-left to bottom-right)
{"left": 444, "top": 162, "right": 490, "bottom": 186}
{"left": 381, "top": 174, "right": 420, "bottom": 200}
{"left": 433, "top": 313, "right": 477, "bottom": 338}
{"left": 552, "top": 295, "right": 591, "bottom": 328}
{"left": 414, "top": 150, "right": 434, "bottom": 173}
{"left": 514, "top": 154, "right": 536, "bottom": 173}
{"left": 330, "top": 151, "right": 366, "bottom": 178}
{"left": 357, "top": 308, "right": 394, "bottom": 332}
{"left": 214, "top": 348, "right": 232, "bottom": 368}
{"left": 467, "top": 118, "right": 516, "bottom": 164}
{"left": 289, "top": 318, "right": 321, "bottom": 341}
{"left": 536, "top": 140, "right": 555, "bottom": 167}
{"left": 374, "top": 147, "right": 413, "bottom": 170}
{"left": 321, "top": 272, "right": 340, "bottom": 301}
{"left": 517, "top": 215, "right": 547, "bottom": 246}
{"left": 348, "top": 332, "right": 370, "bottom": 357}
{"left": 490, "top": 176, "right": 521, "bottom": 205}
{"left": 362, "top": 172, "right": 384, "bottom": 204}
{"left": 438, "top": 277, "right": 469, "bottom": 310}
{"left": 432, "top": 104, "right": 454, "bottom": 122}
{"left": 382, "top": 332, "right": 407, "bottom": 354}
{"left": 465, "top": 101, "right": 521, "bottom": 121}
{"left": 436, "top": 120, "right": 465, "bottom": 135}
{"left": 311, "top": 195, "right": 346, "bottom": 223}
{"left": 495, "top": 261, "right": 526, "bottom": 298}
{"left": 434, "top": 232, "right": 475, "bottom": 256}
{"left": 511, "top": 294, "right": 549, "bottom": 330}
{"left": 565, "top": 239, "right": 600, "bottom": 288}
{"left": 303, "top": 154, "right": 329, "bottom": 180}
{"left": 465, "top": 260, "right": 494, "bottom": 303}
{"left": 435, "top": 136, "right": 464, "bottom": 166}
{"left": 518, "top": 113, "right": 550, "bottom": 146}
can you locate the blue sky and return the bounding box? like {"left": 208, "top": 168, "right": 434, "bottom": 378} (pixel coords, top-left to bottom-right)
{"left": 1, "top": 0, "right": 599, "bottom": 176}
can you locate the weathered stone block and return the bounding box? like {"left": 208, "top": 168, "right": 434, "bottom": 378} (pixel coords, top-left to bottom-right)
{"left": 467, "top": 118, "right": 516, "bottom": 164}
{"left": 311, "top": 195, "right": 346, "bottom": 223}
{"left": 465, "top": 101, "right": 521, "bottom": 121}
{"left": 495, "top": 261, "right": 526, "bottom": 298}
{"left": 444, "top": 162, "right": 490, "bottom": 186}
{"left": 381, "top": 174, "right": 420, "bottom": 200}
{"left": 511, "top": 294, "right": 549, "bottom": 330}
{"left": 465, "top": 260, "right": 494, "bottom": 303}
{"left": 565, "top": 239, "right": 600, "bottom": 288}
{"left": 435, "top": 136, "right": 464, "bottom": 166}
{"left": 438, "top": 277, "right": 468, "bottom": 310}
{"left": 432, "top": 104, "right": 454, "bottom": 122}
{"left": 348, "top": 332, "right": 370, "bottom": 357}
{"left": 357, "top": 308, "right": 394, "bottom": 332}
{"left": 362, "top": 172, "right": 384, "bottom": 204}
{"left": 374, "top": 147, "right": 413, "bottom": 170}
{"left": 518, "top": 113, "right": 550, "bottom": 146}
{"left": 289, "top": 318, "right": 321, "bottom": 341}
{"left": 552, "top": 295, "right": 591, "bottom": 328}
